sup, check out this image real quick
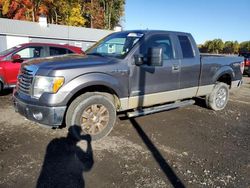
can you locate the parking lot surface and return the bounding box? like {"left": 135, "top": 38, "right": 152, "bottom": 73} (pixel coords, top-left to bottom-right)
{"left": 0, "top": 78, "right": 249, "bottom": 188}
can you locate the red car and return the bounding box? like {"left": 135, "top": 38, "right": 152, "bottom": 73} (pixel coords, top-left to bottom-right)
{"left": 0, "top": 43, "right": 84, "bottom": 92}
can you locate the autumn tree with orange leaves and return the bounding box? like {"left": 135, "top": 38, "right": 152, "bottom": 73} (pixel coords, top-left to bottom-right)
{"left": 0, "top": 0, "right": 125, "bottom": 29}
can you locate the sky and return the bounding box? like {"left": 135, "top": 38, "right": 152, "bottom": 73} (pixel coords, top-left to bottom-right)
{"left": 124, "top": 0, "right": 250, "bottom": 44}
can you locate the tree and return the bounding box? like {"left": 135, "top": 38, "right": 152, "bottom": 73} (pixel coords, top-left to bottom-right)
{"left": 0, "top": 0, "right": 125, "bottom": 29}
{"left": 0, "top": 0, "right": 51, "bottom": 21}
{"left": 67, "top": 3, "right": 86, "bottom": 26}
{"left": 213, "top": 39, "right": 224, "bottom": 54}
{"left": 223, "top": 41, "right": 234, "bottom": 54}
{"left": 203, "top": 40, "right": 214, "bottom": 53}
{"left": 202, "top": 39, "right": 224, "bottom": 54}
{"left": 84, "top": 0, "right": 105, "bottom": 28}
{"left": 223, "top": 41, "right": 239, "bottom": 54}
{"left": 0, "top": 0, "right": 10, "bottom": 16}
{"left": 200, "top": 39, "right": 248, "bottom": 54}
{"left": 8, "top": 0, "right": 33, "bottom": 20}
{"left": 232, "top": 41, "right": 239, "bottom": 54}
{"left": 239, "top": 41, "right": 250, "bottom": 53}
{"left": 100, "top": 0, "right": 125, "bottom": 29}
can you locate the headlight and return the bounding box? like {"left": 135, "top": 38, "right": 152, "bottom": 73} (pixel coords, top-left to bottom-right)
{"left": 33, "top": 76, "right": 64, "bottom": 98}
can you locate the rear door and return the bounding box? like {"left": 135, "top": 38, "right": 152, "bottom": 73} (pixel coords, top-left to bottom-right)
{"left": 177, "top": 35, "right": 201, "bottom": 98}
{"left": 129, "top": 33, "right": 180, "bottom": 108}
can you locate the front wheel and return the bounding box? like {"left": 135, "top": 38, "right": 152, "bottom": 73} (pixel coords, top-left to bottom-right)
{"left": 0, "top": 82, "right": 3, "bottom": 93}
{"left": 206, "top": 82, "right": 229, "bottom": 111}
{"left": 66, "top": 92, "right": 116, "bottom": 141}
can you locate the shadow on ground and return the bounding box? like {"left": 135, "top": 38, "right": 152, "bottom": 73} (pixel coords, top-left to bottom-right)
{"left": 194, "top": 97, "right": 207, "bottom": 108}
{"left": 0, "top": 88, "right": 13, "bottom": 96}
{"left": 130, "top": 118, "right": 185, "bottom": 188}
{"left": 36, "top": 126, "right": 94, "bottom": 188}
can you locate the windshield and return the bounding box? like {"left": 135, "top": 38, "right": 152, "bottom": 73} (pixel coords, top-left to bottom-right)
{"left": 86, "top": 32, "right": 144, "bottom": 58}
{"left": 0, "top": 46, "right": 19, "bottom": 56}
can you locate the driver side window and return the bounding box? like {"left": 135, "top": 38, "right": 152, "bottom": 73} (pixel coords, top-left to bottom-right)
{"left": 143, "top": 35, "right": 174, "bottom": 60}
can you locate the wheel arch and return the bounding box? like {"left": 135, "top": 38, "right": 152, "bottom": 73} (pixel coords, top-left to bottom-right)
{"left": 66, "top": 84, "right": 121, "bottom": 110}
{"left": 63, "top": 73, "right": 125, "bottom": 109}
{"left": 213, "top": 66, "right": 234, "bottom": 87}
{"left": 216, "top": 73, "right": 232, "bottom": 87}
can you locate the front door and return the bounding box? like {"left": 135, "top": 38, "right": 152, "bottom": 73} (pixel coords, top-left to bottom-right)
{"left": 129, "top": 33, "right": 180, "bottom": 109}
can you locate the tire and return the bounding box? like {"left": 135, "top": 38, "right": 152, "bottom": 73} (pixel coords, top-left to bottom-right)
{"left": 205, "top": 82, "right": 229, "bottom": 111}
{"left": 0, "top": 82, "right": 3, "bottom": 93}
{"left": 66, "top": 92, "right": 116, "bottom": 141}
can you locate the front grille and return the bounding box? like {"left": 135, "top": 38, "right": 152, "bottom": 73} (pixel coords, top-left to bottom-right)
{"left": 17, "top": 66, "right": 36, "bottom": 95}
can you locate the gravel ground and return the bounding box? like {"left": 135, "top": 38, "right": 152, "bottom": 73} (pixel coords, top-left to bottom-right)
{"left": 0, "top": 77, "right": 249, "bottom": 188}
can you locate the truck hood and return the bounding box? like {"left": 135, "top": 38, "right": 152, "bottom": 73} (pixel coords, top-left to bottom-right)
{"left": 22, "top": 54, "right": 114, "bottom": 70}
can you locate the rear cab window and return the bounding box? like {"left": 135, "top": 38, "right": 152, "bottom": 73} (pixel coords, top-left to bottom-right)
{"left": 50, "top": 47, "right": 72, "bottom": 56}
{"left": 178, "top": 35, "right": 195, "bottom": 58}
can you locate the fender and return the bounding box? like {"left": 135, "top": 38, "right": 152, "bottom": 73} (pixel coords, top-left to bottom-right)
{"left": 212, "top": 65, "right": 235, "bottom": 84}
{"left": 39, "top": 73, "right": 128, "bottom": 106}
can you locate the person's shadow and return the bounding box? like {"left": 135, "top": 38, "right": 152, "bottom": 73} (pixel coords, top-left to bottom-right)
{"left": 36, "top": 125, "right": 94, "bottom": 188}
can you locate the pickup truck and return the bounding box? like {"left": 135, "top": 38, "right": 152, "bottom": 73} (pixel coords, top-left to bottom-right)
{"left": 13, "top": 30, "right": 244, "bottom": 140}
{"left": 0, "top": 43, "right": 84, "bottom": 93}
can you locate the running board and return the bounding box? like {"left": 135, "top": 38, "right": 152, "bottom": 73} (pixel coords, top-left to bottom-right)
{"left": 127, "top": 99, "right": 195, "bottom": 118}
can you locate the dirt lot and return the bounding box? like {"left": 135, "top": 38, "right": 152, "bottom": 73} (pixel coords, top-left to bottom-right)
{"left": 0, "top": 78, "right": 249, "bottom": 188}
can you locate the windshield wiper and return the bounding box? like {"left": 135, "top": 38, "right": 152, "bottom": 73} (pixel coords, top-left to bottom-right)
{"left": 87, "top": 52, "right": 123, "bottom": 59}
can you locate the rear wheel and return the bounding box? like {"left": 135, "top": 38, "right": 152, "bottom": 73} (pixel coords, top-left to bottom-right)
{"left": 206, "top": 82, "right": 229, "bottom": 111}
{"left": 66, "top": 92, "right": 116, "bottom": 141}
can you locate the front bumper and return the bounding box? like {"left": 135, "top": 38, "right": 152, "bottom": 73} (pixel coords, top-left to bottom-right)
{"left": 13, "top": 95, "right": 67, "bottom": 127}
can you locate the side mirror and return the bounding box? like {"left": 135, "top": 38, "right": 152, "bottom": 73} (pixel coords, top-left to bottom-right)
{"left": 134, "top": 54, "right": 144, "bottom": 66}
{"left": 148, "top": 47, "right": 163, "bottom": 66}
{"left": 11, "top": 54, "right": 22, "bottom": 62}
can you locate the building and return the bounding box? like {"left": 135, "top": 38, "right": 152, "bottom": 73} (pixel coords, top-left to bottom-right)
{"left": 0, "top": 18, "right": 113, "bottom": 52}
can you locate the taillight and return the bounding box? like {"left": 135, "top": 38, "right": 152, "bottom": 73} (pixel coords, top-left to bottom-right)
{"left": 240, "top": 61, "right": 244, "bottom": 74}
{"left": 245, "top": 59, "right": 250, "bottom": 66}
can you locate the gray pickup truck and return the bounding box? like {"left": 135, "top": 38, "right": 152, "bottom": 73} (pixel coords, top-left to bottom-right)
{"left": 13, "top": 30, "right": 244, "bottom": 140}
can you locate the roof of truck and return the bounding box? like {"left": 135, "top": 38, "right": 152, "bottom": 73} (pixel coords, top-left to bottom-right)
{"left": 119, "top": 30, "right": 191, "bottom": 35}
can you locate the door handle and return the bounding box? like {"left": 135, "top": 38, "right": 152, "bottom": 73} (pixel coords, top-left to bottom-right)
{"left": 172, "top": 64, "right": 180, "bottom": 71}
